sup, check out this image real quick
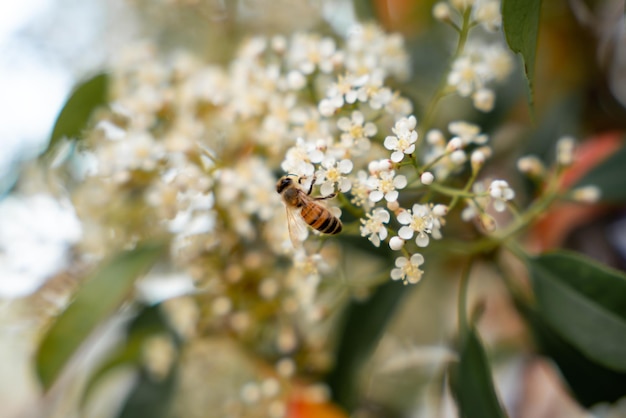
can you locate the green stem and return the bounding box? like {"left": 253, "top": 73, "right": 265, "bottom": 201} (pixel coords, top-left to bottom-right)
{"left": 417, "top": 6, "right": 473, "bottom": 145}
{"left": 457, "top": 257, "right": 474, "bottom": 339}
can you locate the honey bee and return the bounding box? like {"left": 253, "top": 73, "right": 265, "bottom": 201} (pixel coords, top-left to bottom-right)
{"left": 276, "top": 175, "right": 342, "bottom": 246}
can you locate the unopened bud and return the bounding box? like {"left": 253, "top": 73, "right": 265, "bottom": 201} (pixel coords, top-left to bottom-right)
{"left": 556, "top": 136, "right": 576, "bottom": 166}
{"left": 450, "top": 150, "right": 467, "bottom": 165}
{"left": 571, "top": 185, "right": 601, "bottom": 203}
{"left": 426, "top": 129, "right": 446, "bottom": 146}
{"left": 389, "top": 236, "right": 405, "bottom": 251}
{"left": 432, "top": 204, "right": 448, "bottom": 217}
{"left": 387, "top": 200, "right": 400, "bottom": 212}
{"left": 471, "top": 150, "right": 486, "bottom": 172}
{"left": 420, "top": 171, "right": 434, "bottom": 185}
{"left": 433, "top": 2, "right": 452, "bottom": 21}
{"left": 472, "top": 88, "right": 495, "bottom": 112}
{"left": 446, "top": 137, "right": 463, "bottom": 151}
{"left": 517, "top": 155, "right": 545, "bottom": 178}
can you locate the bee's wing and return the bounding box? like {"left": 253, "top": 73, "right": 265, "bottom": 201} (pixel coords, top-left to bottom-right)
{"left": 286, "top": 205, "right": 309, "bottom": 248}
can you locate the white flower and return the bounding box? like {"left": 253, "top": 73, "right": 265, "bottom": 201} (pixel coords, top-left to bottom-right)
{"left": 448, "top": 121, "right": 488, "bottom": 145}
{"left": 368, "top": 170, "right": 407, "bottom": 203}
{"left": 390, "top": 253, "right": 425, "bottom": 285}
{"left": 474, "top": 0, "right": 502, "bottom": 31}
{"left": 447, "top": 56, "right": 483, "bottom": 97}
{"left": 350, "top": 170, "right": 374, "bottom": 209}
{"left": 489, "top": 179, "right": 515, "bottom": 212}
{"left": 360, "top": 208, "right": 390, "bottom": 247}
{"left": 337, "top": 110, "right": 377, "bottom": 153}
{"left": 316, "top": 158, "right": 353, "bottom": 196}
{"left": 319, "top": 73, "right": 369, "bottom": 116}
{"left": 384, "top": 116, "right": 418, "bottom": 162}
{"left": 287, "top": 34, "right": 341, "bottom": 75}
{"left": 397, "top": 204, "right": 434, "bottom": 247}
{"left": 281, "top": 138, "right": 321, "bottom": 177}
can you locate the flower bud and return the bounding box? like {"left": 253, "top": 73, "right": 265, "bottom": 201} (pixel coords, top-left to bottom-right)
{"left": 556, "top": 136, "right": 576, "bottom": 166}
{"left": 471, "top": 150, "right": 485, "bottom": 172}
{"left": 420, "top": 171, "right": 434, "bottom": 185}
{"left": 389, "top": 236, "right": 405, "bottom": 251}
{"left": 571, "top": 185, "right": 601, "bottom": 203}
{"left": 517, "top": 155, "right": 545, "bottom": 178}
{"left": 433, "top": 2, "right": 452, "bottom": 21}
{"left": 472, "top": 88, "right": 495, "bottom": 112}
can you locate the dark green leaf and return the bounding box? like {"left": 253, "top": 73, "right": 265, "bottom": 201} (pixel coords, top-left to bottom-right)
{"left": 451, "top": 327, "right": 508, "bottom": 418}
{"left": 326, "top": 280, "right": 407, "bottom": 411}
{"left": 47, "top": 73, "right": 109, "bottom": 152}
{"left": 574, "top": 143, "right": 626, "bottom": 202}
{"left": 528, "top": 251, "right": 626, "bottom": 372}
{"left": 36, "top": 242, "right": 166, "bottom": 390}
{"left": 80, "top": 305, "right": 171, "bottom": 410}
{"left": 502, "top": 0, "right": 542, "bottom": 112}
{"left": 518, "top": 302, "right": 626, "bottom": 407}
{"left": 352, "top": 0, "right": 377, "bottom": 21}
{"left": 117, "top": 365, "right": 178, "bottom": 418}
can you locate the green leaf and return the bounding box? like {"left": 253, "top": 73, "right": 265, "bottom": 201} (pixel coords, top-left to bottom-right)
{"left": 36, "top": 242, "right": 166, "bottom": 390}
{"left": 518, "top": 302, "right": 626, "bottom": 407}
{"left": 451, "top": 327, "right": 508, "bottom": 418}
{"left": 502, "top": 0, "right": 542, "bottom": 112}
{"left": 47, "top": 73, "right": 109, "bottom": 152}
{"left": 117, "top": 364, "right": 178, "bottom": 418}
{"left": 326, "top": 280, "right": 407, "bottom": 411}
{"left": 528, "top": 251, "right": 626, "bottom": 372}
{"left": 80, "top": 304, "right": 172, "bottom": 410}
{"left": 574, "top": 143, "right": 626, "bottom": 202}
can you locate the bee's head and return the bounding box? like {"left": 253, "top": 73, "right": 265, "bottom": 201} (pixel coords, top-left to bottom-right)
{"left": 276, "top": 176, "right": 293, "bottom": 194}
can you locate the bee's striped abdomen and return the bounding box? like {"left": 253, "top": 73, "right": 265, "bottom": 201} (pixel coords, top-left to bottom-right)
{"left": 300, "top": 204, "right": 342, "bottom": 235}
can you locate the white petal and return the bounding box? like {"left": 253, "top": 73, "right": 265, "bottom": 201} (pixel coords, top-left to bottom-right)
{"left": 391, "top": 151, "right": 404, "bottom": 163}
{"left": 369, "top": 190, "right": 384, "bottom": 202}
{"left": 390, "top": 268, "right": 403, "bottom": 280}
{"left": 369, "top": 235, "right": 381, "bottom": 247}
{"left": 339, "top": 178, "right": 352, "bottom": 192}
{"left": 338, "top": 159, "right": 354, "bottom": 173}
{"left": 320, "top": 182, "right": 335, "bottom": 196}
{"left": 385, "top": 190, "right": 399, "bottom": 202}
{"left": 379, "top": 228, "right": 388, "bottom": 240}
{"left": 493, "top": 199, "right": 506, "bottom": 212}
{"left": 352, "top": 110, "right": 364, "bottom": 125}
{"left": 395, "top": 256, "right": 408, "bottom": 267}
{"left": 397, "top": 211, "right": 412, "bottom": 224}
{"left": 384, "top": 136, "right": 399, "bottom": 150}
{"left": 376, "top": 209, "right": 390, "bottom": 223}
{"left": 393, "top": 175, "right": 408, "bottom": 189}
{"left": 410, "top": 253, "right": 425, "bottom": 266}
{"left": 415, "top": 233, "right": 430, "bottom": 247}
{"left": 337, "top": 117, "right": 351, "bottom": 131}
{"left": 398, "top": 226, "right": 414, "bottom": 240}
{"left": 405, "top": 144, "right": 416, "bottom": 154}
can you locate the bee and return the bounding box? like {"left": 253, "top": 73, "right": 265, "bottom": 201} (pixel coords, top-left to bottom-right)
{"left": 276, "top": 175, "right": 342, "bottom": 246}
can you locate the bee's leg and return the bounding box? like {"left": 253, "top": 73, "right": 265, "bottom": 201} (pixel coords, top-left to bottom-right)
{"left": 301, "top": 175, "right": 316, "bottom": 195}
{"left": 314, "top": 192, "right": 336, "bottom": 201}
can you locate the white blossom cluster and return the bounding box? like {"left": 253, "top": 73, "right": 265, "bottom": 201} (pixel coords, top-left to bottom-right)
{"left": 38, "top": 5, "right": 524, "bottom": 406}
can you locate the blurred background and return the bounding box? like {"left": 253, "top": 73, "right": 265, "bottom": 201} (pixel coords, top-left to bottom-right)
{"left": 1, "top": 0, "right": 626, "bottom": 417}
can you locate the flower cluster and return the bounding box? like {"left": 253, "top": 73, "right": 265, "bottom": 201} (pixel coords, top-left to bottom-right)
{"left": 22, "top": 0, "right": 546, "bottom": 413}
